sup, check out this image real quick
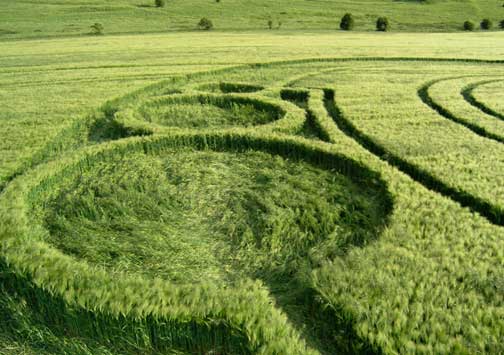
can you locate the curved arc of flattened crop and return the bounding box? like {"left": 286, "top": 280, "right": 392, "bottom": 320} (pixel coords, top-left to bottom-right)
{"left": 278, "top": 87, "right": 333, "bottom": 143}
{"left": 253, "top": 56, "right": 504, "bottom": 70}
{"left": 4, "top": 56, "right": 504, "bottom": 77}
{"left": 418, "top": 76, "right": 504, "bottom": 144}
{"left": 461, "top": 79, "right": 504, "bottom": 121}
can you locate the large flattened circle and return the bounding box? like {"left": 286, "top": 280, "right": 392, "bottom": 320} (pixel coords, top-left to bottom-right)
{"left": 0, "top": 131, "right": 392, "bottom": 296}
{"left": 16, "top": 133, "right": 391, "bottom": 286}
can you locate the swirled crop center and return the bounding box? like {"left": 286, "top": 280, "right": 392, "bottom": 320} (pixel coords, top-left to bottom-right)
{"left": 137, "top": 94, "right": 281, "bottom": 129}
{"left": 39, "top": 144, "right": 388, "bottom": 285}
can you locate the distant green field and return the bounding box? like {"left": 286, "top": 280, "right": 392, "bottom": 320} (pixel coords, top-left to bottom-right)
{"left": 1, "top": 31, "right": 504, "bottom": 355}
{"left": 1, "top": 0, "right": 504, "bottom": 39}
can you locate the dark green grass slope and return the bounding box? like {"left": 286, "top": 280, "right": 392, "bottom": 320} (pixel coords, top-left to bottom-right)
{"left": 1, "top": 0, "right": 503, "bottom": 39}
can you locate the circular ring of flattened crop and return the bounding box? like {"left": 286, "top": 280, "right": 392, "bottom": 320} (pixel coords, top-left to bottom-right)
{"left": 0, "top": 130, "right": 392, "bottom": 354}
{"left": 114, "top": 92, "right": 306, "bottom": 136}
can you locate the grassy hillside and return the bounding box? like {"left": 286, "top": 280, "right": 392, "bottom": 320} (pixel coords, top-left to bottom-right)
{"left": 1, "top": 0, "right": 503, "bottom": 39}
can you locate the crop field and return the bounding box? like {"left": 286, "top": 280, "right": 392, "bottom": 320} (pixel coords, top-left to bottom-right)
{"left": 1, "top": 31, "right": 504, "bottom": 355}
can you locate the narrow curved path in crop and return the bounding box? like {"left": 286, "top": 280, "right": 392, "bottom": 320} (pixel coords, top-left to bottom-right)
{"left": 321, "top": 88, "right": 504, "bottom": 226}
{"left": 418, "top": 77, "right": 504, "bottom": 144}
{"left": 462, "top": 79, "right": 504, "bottom": 121}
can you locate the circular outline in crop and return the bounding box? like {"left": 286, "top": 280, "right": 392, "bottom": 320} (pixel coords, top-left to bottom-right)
{"left": 114, "top": 92, "right": 307, "bottom": 135}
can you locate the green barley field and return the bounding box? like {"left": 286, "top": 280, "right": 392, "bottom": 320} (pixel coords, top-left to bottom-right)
{"left": 1, "top": 1, "right": 504, "bottom": 354}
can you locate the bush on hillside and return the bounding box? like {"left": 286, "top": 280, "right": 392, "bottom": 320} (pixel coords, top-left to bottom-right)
{"left": 155, "top": 0, "right": 165, "bottom": 7}
{"left": 90, "top": 23, "right": 104, "bottom": 35}
{"left": 480, "top": 19, "right": 492, "bottom": 30}
{"left": 198, "top": 18, "right": 213, "bottom": 30}
{"left": 340, "top": 13, "right": 354, "bottom": 31}
{"left": 268, "top": 19, "right": 273, "bottom": 30}
{"left": 463, "top": 20, "right": 475, "bottom": 31}
{"left": 376, "top": 17, "right": 390, "bottom": 32}
{"left": 500, "top": 19, "right": 504, "bottom": 29}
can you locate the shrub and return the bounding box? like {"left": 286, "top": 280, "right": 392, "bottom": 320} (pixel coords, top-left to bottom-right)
{"left": 340, "top": 13, "right": 354, "bottom": 31}
{"left": 480, "top": 18, "right": 492, "bottom": 30}
{"left": 198, "top": 18, "right": 213, "bottom": 30}
{"left": 463, "top": 20, "right": 475, "bottom": 31}
{"left": 90, "top": 23, "right": 104, "bottom": 35}
{"left": 500, "top": 19, "right": 504, "bottom": 29}
{"left": 155, "top": 0, "right": 165, "bottom": 7}
{"left": 268, "top": 19, "right": 273, "bottom": 30}
{"left": 376, "top": 17, "right": 389, "bottom": 32}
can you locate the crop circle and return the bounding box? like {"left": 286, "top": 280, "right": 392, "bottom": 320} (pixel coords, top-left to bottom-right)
{"left": 114, "top": 93, "right": 306, "bottom": 134}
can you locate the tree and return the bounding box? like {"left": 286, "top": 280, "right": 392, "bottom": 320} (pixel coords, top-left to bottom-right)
{"left": 340, "top": 13, "right": 354, "bottom": 31}
{"left": 480, "top": 19, "right": 493, "bottom": 30}
{"left": 90, "top": 23, "right": 104, "bottom": 35}
{"left": 376, "top": 17, "right": 389, "bottom": 32}
{"left": 155, "top": 0, "right": 165, "bottom": 7}
{"left": 198, "top": 18, "right": 213, "bottom": 30}
{"left": 499, "top": 19, "right": 504, "bottom": 29}
{"left": 463, "top": 20, "right": 475, "bottom": 31}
